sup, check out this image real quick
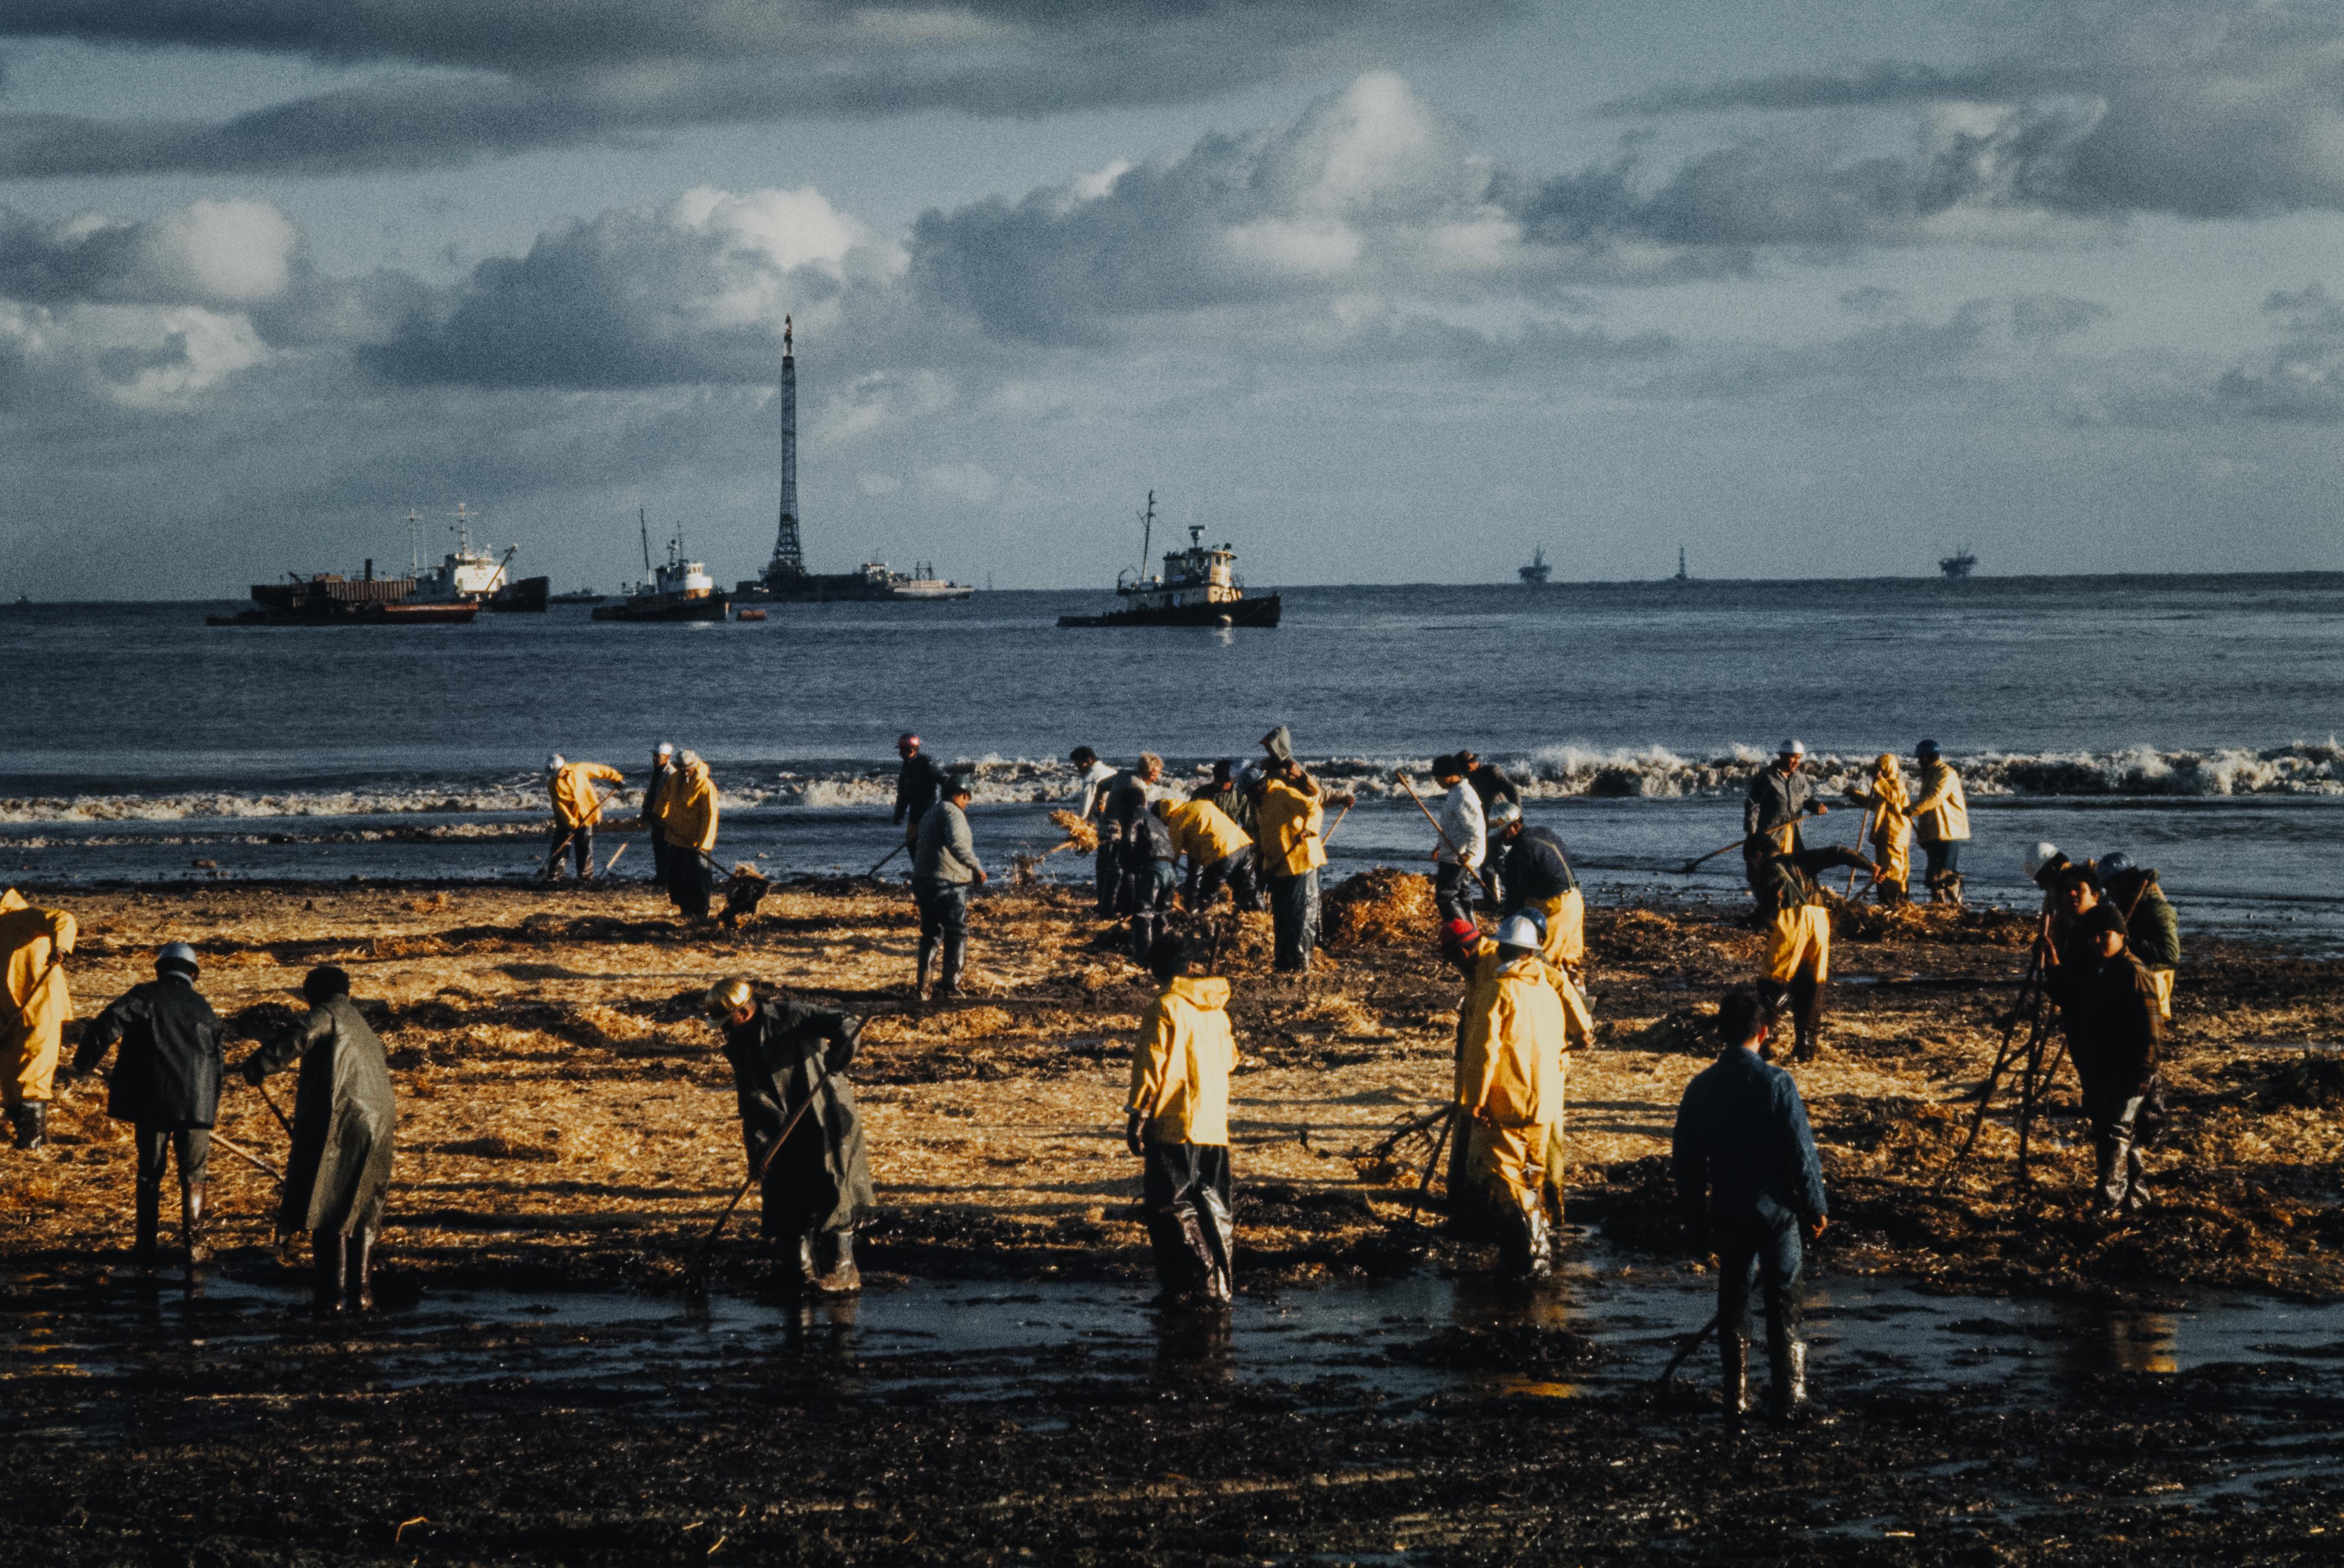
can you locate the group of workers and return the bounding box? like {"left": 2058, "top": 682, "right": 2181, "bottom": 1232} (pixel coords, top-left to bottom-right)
{"left": 543, "top": 746, "right": 719, "bottom": 918}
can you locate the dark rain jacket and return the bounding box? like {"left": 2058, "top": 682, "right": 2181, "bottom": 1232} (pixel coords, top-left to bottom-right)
{"left": 893, "top": 753, "right": 954, "bottom": 827}
{"left": 1673, "top": 1047, "right": 1828, "bottom": 1236}
{"left": 1743, "top": 767, "right": 1814, "bottom": 840}
{"left": 1194, "top": 781, "right": 1257, "bottom": 838}
{"left": 251, "top": 996, "right": 397, "bottom": 1236}
{"left": 1465, "top": 763, "right": 1522, "bottom": 810}
{"left": 1098, "top": 770, "right": 1152, "bottom": 843}
{"left": 75, "top": 975, "right": 224, "bottom": 1127}
{"left": 2105, "top": 870, "right": 2180, "bottom": 970}
{"left": 1128, "top": 809, "right": 1176, "bottom": 867}
{"left": 723, "top": 998, "right": 876, "bottom": 1233}
{"left": 2063, "top": 952, "right": 2163, "bottom": 1099}
{"left": 1499, "top": 825, "right": 1578, "bottom": 911}
{"left": 1752, "top": 845, "right": 1872, "bottom": 913}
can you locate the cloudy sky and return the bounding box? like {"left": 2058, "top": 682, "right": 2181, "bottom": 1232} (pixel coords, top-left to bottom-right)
{"left": 5, "top": 0, "right": 2343, "bottom": 597}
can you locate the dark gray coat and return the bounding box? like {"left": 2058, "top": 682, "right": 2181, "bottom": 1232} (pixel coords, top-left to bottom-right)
{"left": 1743, "top": 766, "right": 1814, "bottom": 839}
{"left": 722, "top": 998, "right": 875, "bottom": 1233}
{"left": 251, "top": 996, "right": 397, "bottom": 1237}
{"left": 77, "top": 975, "right": 223, "bottom": 1128}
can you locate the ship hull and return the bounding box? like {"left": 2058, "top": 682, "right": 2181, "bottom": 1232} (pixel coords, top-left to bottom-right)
{"left": 1059, "top": 593, "right": 1281, "bottom": 629}
{"left": 736, "top": 573, "right": 973, "bottom": 603}
{"left": 591, "top": 593, "right": 729, "bottom": 623}
{"left": 486, "top": 576, "right": 551, "bottom": 612}
{"left": 209, "top": 600, "right": 477, "bottom": 626}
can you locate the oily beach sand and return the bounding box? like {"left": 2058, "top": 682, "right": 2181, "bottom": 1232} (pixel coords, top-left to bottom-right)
{"left": 4, "top": 870, "right": 2341, "bottom": 1300}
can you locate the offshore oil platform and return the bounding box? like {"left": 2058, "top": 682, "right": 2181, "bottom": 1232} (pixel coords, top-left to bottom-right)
{"left": 733, "top": 319, "right": 972, "bottom": 605}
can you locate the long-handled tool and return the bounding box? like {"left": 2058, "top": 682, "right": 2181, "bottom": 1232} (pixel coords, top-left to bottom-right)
{"left": 684, "top": 1052, "right": 844, "bottom": 1298}
{"left": 256, "top": 1079, "right": 296, "bottom": 1142}
{"left": 1394, "top": 775, "right": 1467, "bottom": 862}
{"left": 211, "top": 1131, "right": 285, "bottom": 1185}
{"left": 1403, "top": 1107, "right": 1458, "bottom": 1230}
{"left": 541, "top": 788, "right": 624, "bottom": 878}
{"left": 1674, "top": 808, "right": 1825, "bottom": 876}
{"left": 1319, "top": 800, "right": 1357, "bottom": 848}
{"left": 1656, "top": 1312, "right": 1723, "bottom": 1385}
{"left": 602, "top": 842, "right": 630, "bottom": 876}
{"left": 1845, "top": 805, "right": 1875, "bottom": 896}
{"left": 868, "top": 842, "right": 908, "bottom": 878}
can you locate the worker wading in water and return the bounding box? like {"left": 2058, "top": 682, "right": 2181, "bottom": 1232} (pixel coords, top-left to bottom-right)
{"left": 1752, "top": 845, "right": 1873, "bottom": 1063}
{"left": 1124, "top": 934, "right": 1237, "bottom": 1305}
{"left": 1450, "top": 912, "right": 1573, "bottom": 1281}
{"left": 642, "top": 742, "right": 678, "bottom": 884}
{"left": 1429, "top": 755, "right": 1487, "bottom": 926}
{"left": 2045, "top": 895, "right": 2166, "bottom": 1217}
{"left": 1, "top": 886, "right": 76, "bottom": 1151}
{"left": 1743, "top": 742, "right": 1825, "bottom": 919}
{"left": 655, "top": 750, "right": 720, "bottom": 921}
{"left": 2097, "top": 852, "right": 2180, "bottom": 1021}
{"left": 1910, "top": 739, "right": 1970, "bottom": 905}
{"left": 1256, "top": 756, "right": 1327, "bottom": 975}
{"left": 912, "top": 773, "right": 985, "bottom": 1001}
{"left": 69, "top": 943, "right": 224, "bottom": 1267}
{"left": 1674, "top": 990, "right": 1830, "bottom": 1426}
{"left": 243, "top": 966, "right": 397, "bottom": 1314}
{"left": 1842, "top": 753, "right": 1913, "bottom": 905}
{"left": 544, "top": 754, "right": 624, "bottom": 880}
{"left": 704, "top": 977, "right": 874, "bottom": 1293}
{"left": 892, "top": 733, "right": 953, "bottom": 855}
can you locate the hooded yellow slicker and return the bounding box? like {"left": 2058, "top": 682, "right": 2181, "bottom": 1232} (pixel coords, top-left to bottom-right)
{"left": 1455, "top": 950, "right": 1570, "bottom": 1217}
{"left": 0, "top": 888, "right": 75, "bottom": 1108}
{"left": 1912, "top": 758, "right": 1970, "bottom": 843}
{"left": 656, "top": 753, "right": 719, "bottom": 854}
{"left": 549, "top": 761, "right": 625, "bottom": 828}
{"left": 1160, "top": 799, "right": 1252, "bottom": 866}
{"left": 1127, "top": 975, "right": 1236, "bottom": 1146}
{"left": 1256, "top": 778, "right": 1326, "bottom": 877}
{"left": 1862, "top": 754, "right": 1911, "bottom": 889}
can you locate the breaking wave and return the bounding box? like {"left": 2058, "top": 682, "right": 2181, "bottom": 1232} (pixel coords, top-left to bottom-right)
{"left": 1, "top": 740, "right": 2338, "bottom": 829}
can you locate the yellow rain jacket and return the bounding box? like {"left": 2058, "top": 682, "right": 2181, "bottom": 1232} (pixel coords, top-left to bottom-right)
{"left": 1128, "top": 975, "right": 1236, "bottom": 1146}
{"left": 1456, "top": 954, "right": 1568, "bottom": 1130}
{"left": 1257, "top": 778, "right": 1326, "bottom": 878}
{"left": 0, "top": 889, "right": 75, "bottom": 1107}
{"left": 549, "top": 762, "right": 624, "bottom": 828}
{"left": 1912, "top": 760, "right": 1970, "bottom": 843}
{"left": 1860, "top": 755, "right": 1912, "bottom": 887}
{"left": 1529, "top": 887, "right": 1587, "bottom": 972}
{"left": 1161, "top": 799, "right": 1252, "bottom": 866}
{"left": 658, "top": 758, "right": 719, "bottom": 853}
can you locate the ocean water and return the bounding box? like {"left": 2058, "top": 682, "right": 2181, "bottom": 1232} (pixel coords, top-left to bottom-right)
{"left": 2, "top": 574, "right": 2340, "bottom": 947}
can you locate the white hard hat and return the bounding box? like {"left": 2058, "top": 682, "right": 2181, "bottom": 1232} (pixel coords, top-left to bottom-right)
{"left": 1487, "top": 799, "right": 1522, "bottom": 828}
{"left": 655, "top": 742, "right": 675, "bottom": 757}
{"left": 1777, "top": 739, "right": 1806, "bottom": 758}
{"left": 2024, "top": 840, "right": 2061, "bottom": 878}
{"left": 546, "top": 753, "right": 566, "bottom": 773}
{"left": 1495, "top": 913, "right": 1544, "bottom": 951}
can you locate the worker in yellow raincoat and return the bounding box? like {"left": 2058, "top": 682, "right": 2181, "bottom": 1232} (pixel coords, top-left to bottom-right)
{"left": 1, "top": 888, "right": 76, "bottom": 1150}
{"left": 1753, "top": 845, "right": 1873, "bottom": 1063}
{"left": 654, "top": 750, "right": 720, "bottom": 921}
{"left": 1910, "top": 740, "right": 1970, "bottom": 904}
{"left": 1453, "top": 912, "right": 1570, "bottom": 1280}
{"left": 1254, "top": 759, "right": 1326, "bottom": 973}
{"left": 1843, "top": 754, "right": 1911, "bottom": 905}
{"left": 544, "top": 754, "right": 625, "bottom": 880}
{"left": 1159, "top": 796, "right": 1256, "bottom": 911}
{"left": 1124, "top": 933, "right": 1239, "bottom": 1304}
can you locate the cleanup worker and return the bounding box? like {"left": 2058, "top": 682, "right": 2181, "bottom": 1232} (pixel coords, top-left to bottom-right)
{"left": 2096, "top": 852, "right": 2180, "bottom": 1020}
{"left": 704, "top": 977, "right": 874, "bottom": 1293}
{"left": 68, "top": 943, "right": 224, "bottom": 1267}
{"left": 1259, "top": 725, "right": 1297, "bottom": 769}
{"left": 544, "top": 754, "right": 625, "bottom": 880}
{"left": 242, "top": 966, "right": 396, "bottom": 1315}
{"left": 1455, "top": 751, "right": 1522, "bottom": 901}
{"left": 1124, "top": 933, "right": 1237, "bottom": 1305}
{"left": 1, "top": 886, "right": 75, "bottom": 1151}
{"left": 1429, "top": 755, "right": 1487, "bottom": 925}
{"left": 1160, "top": 795, "right": 1255, "bottom": 912}
{"left": 1194, "top": 759, "right": 1256, "bottom": 837}
{"left": 1069, "top": 746, "right": 1119, "bottom": 914}
{"left": 912, "top": 772, "right": 985, "bottom": 1000}
{"left": 1098, "top": 754, "right": 1166, "bottom": 919}
{"left": 1125, "top": 800, "right": 1180, "bottom": 959}
{"left": 1255, "top": 756, "right": 1326, "bottom": 974}
{"left": 1673, "top": 989, "right": 1829, "bottom": 1426}
{"left": 1910, "top": 739, "right": 1970, "bottom": 904}
{"left": 1743, "top": 741, "right": 1825, "bottom": 913}
{"left": 1454, "top": 911, "right": 1570, "bottom": 1281}
{"left": 1752, "top": 844, "right": 1874, "bottom": 1063}
{"left": 1489, "top": 802, "right": 1587, "bottom": 985}
{"left": 893, "top": 733, "right": 954, "bottom": 855}
{"left": 1842, "top": 753, "right": 1912, "bottom": 905}
{"left": 656, "top": 749, "right": 720, "bottom": 921}
{"left": 643, "top": 742, "right": 677, "bottom": 883}
{"left": 2044, "top": 904, "right": 2165, "bottom": 1216}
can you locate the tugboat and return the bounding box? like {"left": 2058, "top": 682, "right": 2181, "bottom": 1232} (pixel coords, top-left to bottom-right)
{"left": 1518, "top": 546, "right": 1551, "bottom": 585}
{"left": 405, "top": 505, "right": 551, "bottom": 612}
{"left": 1938, "top": 547, "right": 1978, "bottom": 579}
{"left": 1059, "top": 492, "right": 1280, "bottom": 629}
{"left": 592, "top": 513, "right": 728, "bottom": 623}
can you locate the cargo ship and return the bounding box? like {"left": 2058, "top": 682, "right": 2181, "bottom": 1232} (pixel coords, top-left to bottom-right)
{"left": 405, "top": 505, "right": 549, "bottom": 611}
{"left": 208, "top": 562, "right": 478, "bottom": 626}
{"left": 1059, "top": 492, "right": 1280, "bottom": 629}
{"left": 593, "top": 514, "right": 728, "bottom": 623}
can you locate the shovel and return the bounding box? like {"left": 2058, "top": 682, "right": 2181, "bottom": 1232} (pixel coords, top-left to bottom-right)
{"left": 683, "top": 1049, "right": 846, "bottom": 1302}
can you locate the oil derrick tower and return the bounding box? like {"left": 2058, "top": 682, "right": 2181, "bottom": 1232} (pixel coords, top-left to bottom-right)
{"left": 767, "top": 315, "right": 805, "bottom": 581}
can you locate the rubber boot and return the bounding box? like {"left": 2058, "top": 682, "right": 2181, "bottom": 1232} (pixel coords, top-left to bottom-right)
{"left": 1524, "top": 1208, "right": 1555, "bottom": 1282}
{"left": 936, "top": 932, "right": 966, "bottom": 999}
{"left": 344, "top": 1227, "right": 376, "bottom": 1313}
{"left": 808, "top": 1230, "right": 861, "bottom": 1295}
{"left": 11, "top": 1103, "right": 46, "bottom": 1151}
{"left": 1791, "top": 1025, "right": 1820, "bottom": 1064}
{"left": 1768, "top": 1339, "right": 1816, "bottom": 1426}
{"left": 794, "top": 1231, "right": 818, "bottom": 1291}
{"left": 182, "top": 1179, "right": 211, "bottom": 1268}
{"left": 1720, "top": 1333, "right": 1750, "bottom": 1424}
{"left": 313, "top": 1232, "right": 348, "bottom": 1316}
{"left": 912, "top": 936, "right": 934, "bottom": 1003}
{"left": 133, "top": 1179, "right": 162, "bottom": 1268}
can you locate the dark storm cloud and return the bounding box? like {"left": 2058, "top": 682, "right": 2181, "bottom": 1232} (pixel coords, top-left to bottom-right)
{"left": 0, "top": 1, "right": 1519, "bottom": 177}
{"left": 2214, "top": 285, "right": 2344, "bottom": 422}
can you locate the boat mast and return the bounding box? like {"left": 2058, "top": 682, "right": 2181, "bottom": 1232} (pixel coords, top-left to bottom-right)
{"left": 639, "top": 508, "right": 653, "bottom": 578}
{"left": 406, "top": 510, "right": 421, "bottom": 574}
{"left": 1138, "top": 490, "right": 1155, "bottom": 582}
{"left": 770, "top": 315, "right": 804, "bottom": 577}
